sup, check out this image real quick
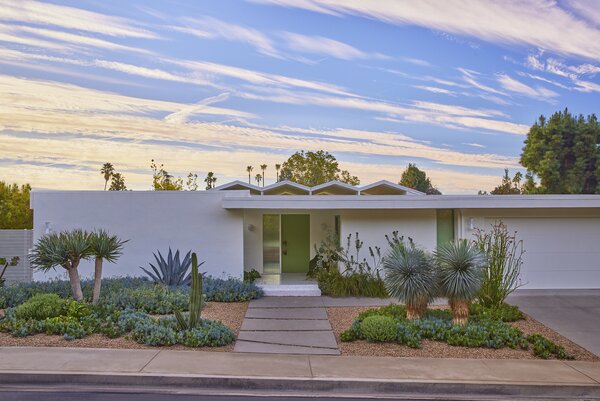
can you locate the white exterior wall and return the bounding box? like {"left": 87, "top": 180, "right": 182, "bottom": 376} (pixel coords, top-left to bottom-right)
{"left": 458, "top": 208, "right": 600, "bottom": 289}
{"left": 340, "top": 209, "right": 437, "bottom": 260}
{"left": 31, "top": 191, "right": 244, "bottom": 281}
{"left": 243, "top": 209, "right": 335, "bottom": 273}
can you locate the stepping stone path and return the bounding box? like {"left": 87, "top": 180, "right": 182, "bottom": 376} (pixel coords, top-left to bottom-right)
{"left": 234, "top": 297, "right": 340, "bottom": 355}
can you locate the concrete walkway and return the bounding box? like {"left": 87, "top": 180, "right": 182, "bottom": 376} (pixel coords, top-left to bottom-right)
{"left": 1, "top": 347, "right": 599, "bottom": 399}
{"left": 234, "top": 296, "right": 340, "bottom": 355}
{"left": 509, "top": 289, "right": 600, "bottom": 357}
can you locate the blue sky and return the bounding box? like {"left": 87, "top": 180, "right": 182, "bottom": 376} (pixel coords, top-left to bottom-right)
{"left": 1, "top": 0, "right": 600, "bottom": 193}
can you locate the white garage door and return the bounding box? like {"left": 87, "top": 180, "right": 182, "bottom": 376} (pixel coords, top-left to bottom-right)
{"left": 485, "top": 217, "right": 600, "bottom": 289}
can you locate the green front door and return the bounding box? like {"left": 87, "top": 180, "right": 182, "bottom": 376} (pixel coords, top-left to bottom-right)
{"left": 281, "top": 214, "right": 310, "bottom": 273}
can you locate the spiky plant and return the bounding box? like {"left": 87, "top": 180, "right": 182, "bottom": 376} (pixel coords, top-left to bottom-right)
{"left": 435, "top": 240, "right": 486, "bottom": 325}
{"left": 175, "top": 252, "right": 203, "bottom": 330}
{"left": 383, "top": 241, "right": 437, "bottom": 319}
{"left": 139, "top": 248, "right": 202, "bottom": 287}
{"left": 29, "top": 229, "right": 91, "bottom": 301}
{"left": 89, "top": 229, "right": 127, "bottom": 304}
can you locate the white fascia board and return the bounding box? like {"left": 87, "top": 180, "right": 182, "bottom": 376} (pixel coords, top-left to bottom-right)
{"left": 221, "top": 194, "right": 600, "bottom": 210}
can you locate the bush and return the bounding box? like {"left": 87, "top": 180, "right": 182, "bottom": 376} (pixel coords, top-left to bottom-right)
{"left": 243, "top": 269, "right": 261, "bottom": 283}
{"left": 469, "top": 302, "right": 524, "bottom": 322}
{"left": 317, "top": 269, "right": 387, "bottom": 298}
{"left": 103, "top": 285, "right": 189, "bottom": 314}
{"left": 527, "top": 334, "right": 574, "bottom": 360}
{"left": 360, "top": 316, "right": 397, "bottom": 342}
{"left": 14, "top": 293, "right": 67, "bottom": 320}
{"left": 203, "top": 277, "right": 263, "bottom": 302}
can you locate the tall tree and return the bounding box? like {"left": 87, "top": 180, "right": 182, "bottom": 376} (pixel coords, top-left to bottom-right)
{"left": 185, "top": 173, "right": 198, "bottom": 191}
{"left": 399, "top": 164, "right": 441, "bottom": 194}
{"left": 255, "top": 173, "right": 262, "bottom": 186}
{"left": 484, "top": 169, "right": 539, "bottom": 195}
{"left": 278, "top": 150, "right": 360, "bottom": 186}
{"left": 246, "top": 166, "right": 253, "bottom": 185}
{"left": 0, "top": 182, "right": 32, "bottom": 229}
{"left": 108, "top": 173, "right": 127, "bottom": 191}
{"left": 275, "top": 163, "right": 281, "bottom": 182}
{"left": 260, "top": 164, "right": 267, "bottom": 187}
{"left": 521, "top": 109, "right": 600, "bottom": 194}
{"left": 100, "top": 163, "right": 114, "bottom": 190}
{"left": 150, "top": 159, "right": 183, "bottom": 190}
{"left": 204, "top": 172, "right": 217, "bottom": 190}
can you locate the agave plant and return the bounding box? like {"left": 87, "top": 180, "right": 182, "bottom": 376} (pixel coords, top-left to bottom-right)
{"left": 383, "top": 240, "right": 437, "bottom": 320}
{"left": 140, "top": 248, "right": 202, "bottom": 287}
{"left": 89, "top": 229, "right": 128, "bottom": 304}
{"left": 29, "top": 229, "right": 91, "bottom": 301}
{"left": 435, "top": 239, "right": 486, "bottom": 325}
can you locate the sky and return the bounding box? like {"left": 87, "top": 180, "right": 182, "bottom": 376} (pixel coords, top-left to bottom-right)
{"left": 1, "top": 0, "right": 600, "bottom": 193}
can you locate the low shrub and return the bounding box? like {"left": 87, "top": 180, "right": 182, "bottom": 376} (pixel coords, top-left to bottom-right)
{"left": 14, "top": 293, "right": 67, "bottom": 320}
{"left": 243, "top": 269, "right": 261, "bottom": 283}
{"left": 103, "top": 285, "right": 189, "bottom": 314}
{"left": 469, "top": 302, "right": 524, "bottom": 322}
{"left": 360, "top": 315, "right": 397, "bottom": 342}
{"left": 340, "top": 305, "right": 569, "bottom": 359}
{"left": 527, "top": 334, "right": 574, "bottom": 360}
{"left": 203, "top": 277, "right": 263, "bottom": 302}
{"left": 316, "top": 269, "right": 387, "bottom": 298}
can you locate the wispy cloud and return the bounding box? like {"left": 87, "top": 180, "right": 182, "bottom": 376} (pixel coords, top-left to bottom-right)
{"left": 175, "top": 16, "right": 281, "bottom": 58}
{"left": 164, "top": 93, "right": 240, "bottom": 123}
{"left": 0, "top": 0, "right": 158, "bottom": 39}
{"left": 459, "top": 68, "right": 507, "bottom": 96}
{"left": 254, "top": 0, "right": 600, "bottom": 61}
{"left": 413, "top": 85, "right": 456, "bottom": 95}
{"left": 497, "top": 74, "right": 558, "bottom": 101}
{"left": 280, "top": 32, "right": 388, "bottom": 60}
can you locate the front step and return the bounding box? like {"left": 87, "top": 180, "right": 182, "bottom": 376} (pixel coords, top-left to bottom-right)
{"left": 257, "top": 284, "right": 321, "bottom": 297}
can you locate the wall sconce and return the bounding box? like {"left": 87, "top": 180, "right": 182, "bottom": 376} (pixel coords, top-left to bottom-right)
{"left": 468, "top": 218, "right": 475, "bottom": 230}
{"left": 44, "top": 222, "right": 53, "bottom": 234}
{"left": 247, "top": 224, "right": 255, "bottom": 232}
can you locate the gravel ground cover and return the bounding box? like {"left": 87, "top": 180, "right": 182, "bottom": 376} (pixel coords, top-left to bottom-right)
{"left": 327, "top": 306, "right": 599, "bottom": 361}
{"left": 0, "top": 301, "right": 248, "bottom": 352}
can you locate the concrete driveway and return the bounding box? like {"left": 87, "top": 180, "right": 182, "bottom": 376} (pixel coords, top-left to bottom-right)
{"left": 508, "top": 290, "right": 600, "bottom": 356}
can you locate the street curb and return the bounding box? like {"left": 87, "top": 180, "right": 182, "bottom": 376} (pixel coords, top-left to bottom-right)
{"left": 1, "top": 372, "right": 599, "bottom": 399}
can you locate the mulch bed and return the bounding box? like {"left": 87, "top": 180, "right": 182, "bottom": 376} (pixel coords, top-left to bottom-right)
{"left": 0, "top": 301, "right": 248, "bottom": 352}
{"left": 327, "top": 306, "right": 599, "bottom": 361}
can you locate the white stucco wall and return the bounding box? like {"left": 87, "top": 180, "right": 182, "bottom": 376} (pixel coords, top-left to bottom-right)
{"left": 340, "top": 209, "right": 437, "bottom": 263}
{"left": 31, "top": 191, "right": 244, "bottom": 281}
{"left": 458, "top": 208, "right": 600, "bottom": 289}
{"left": 242, "top": 209, "right": 335, "bottom": 273}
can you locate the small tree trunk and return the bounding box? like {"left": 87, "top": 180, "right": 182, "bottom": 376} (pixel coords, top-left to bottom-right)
{"left": 92, "top": 257, "right": 103, "bottom": 305}
{"left": 67, "top": 267, "right": 84, "bottom": 301}
{"left": 406, "top": 298, "right": 428, "bottom": 320}
{"left": 451, "top": 299, "right": 469, "bottom": 325}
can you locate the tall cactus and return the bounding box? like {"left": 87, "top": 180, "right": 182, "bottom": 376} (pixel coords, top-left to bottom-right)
{"left": 175, "top": 252, "right": 203, "bottom": 330}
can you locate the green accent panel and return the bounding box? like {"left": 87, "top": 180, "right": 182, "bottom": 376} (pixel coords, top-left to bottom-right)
{"left": 436, "top": 209, "right": 455, "bottom": 246}
{"left": 281, "top": 214, "right": 310, "bottom": 273}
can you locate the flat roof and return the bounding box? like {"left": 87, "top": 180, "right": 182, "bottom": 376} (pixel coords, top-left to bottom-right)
{"left": 221, "top": 193, "right": 600, "bottom": 210}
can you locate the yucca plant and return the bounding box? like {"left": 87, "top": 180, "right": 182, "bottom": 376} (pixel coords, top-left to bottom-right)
{"left": 435, "top": 240, "right": 485, "bottom": 325}
{"left": 175, "top": 252, "right": 203, "bottom": 330}
{"left": 29, "top": 229, "right": 91, "bottom": 301}
{"left": 140, "top": 248, "right": 200, "bottom": 287}
{"left": 383, "top": 241, "right": 437, "bottom": 319}
{"left": 89, "top": 229, "right": 128, "bottom": 304}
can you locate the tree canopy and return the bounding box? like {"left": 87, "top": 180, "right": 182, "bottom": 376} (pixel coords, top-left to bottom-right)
{"left": 399, "top": 164, "right": 441, "bottom": 194}
{"left": 0, "top": 181, "right": 33, "bottom": 229}
{"left": 278, "top": 150, "right": 360, "bottom": 186}
{"left": 521, "top": 109, "right": 599, "bottom": 194}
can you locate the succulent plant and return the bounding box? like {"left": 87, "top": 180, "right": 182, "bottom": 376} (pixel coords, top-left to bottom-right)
{"left": 140, "top": 248, "right": 202, "bottom": 287}
{"left": 175, "top": 252, "right": 203, "bottom": 330}
{"left": 383, "top": 240, "right": 437, "bottom": 320}
{"left": 435, "top": 239, "right": 486, "bottom": 325}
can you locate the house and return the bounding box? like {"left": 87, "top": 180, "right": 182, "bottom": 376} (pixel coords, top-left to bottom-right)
{"left": 30, "top": 180, "right": 600, "bottom": 292}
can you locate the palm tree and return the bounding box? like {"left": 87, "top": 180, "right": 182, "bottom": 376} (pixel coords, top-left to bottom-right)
{"left": 383, "top": 241, "right": 437, "bottom": 319}
{"left": 204, "top": 172, "right": 217, "bottom": 190}
{"left": 100, "top": 163, "right": 114, "bottom": 190}
{"left": 260, "top": 164, "right": 267, "bottom": 187}
{"left": 246, "top": 166, "right": 253, "bottom": 184}
{"left": 275, "top": 164, "right": 281, "bottom": 182}
{"left": 255, "top": 173, "right": 262, "bottom": 186}
{"left": 29, "top": 229, "right": 91, "bottom": 301}
{"left": 435, "top": 240, "right": 485, "bottom": 325}
{"left": 89, "top": 229, "right": 127, "bottom": 304}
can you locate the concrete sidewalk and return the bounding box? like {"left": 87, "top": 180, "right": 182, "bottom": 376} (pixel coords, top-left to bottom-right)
{"left": 1, "top": 347, "right": 600, "bottom": 398}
